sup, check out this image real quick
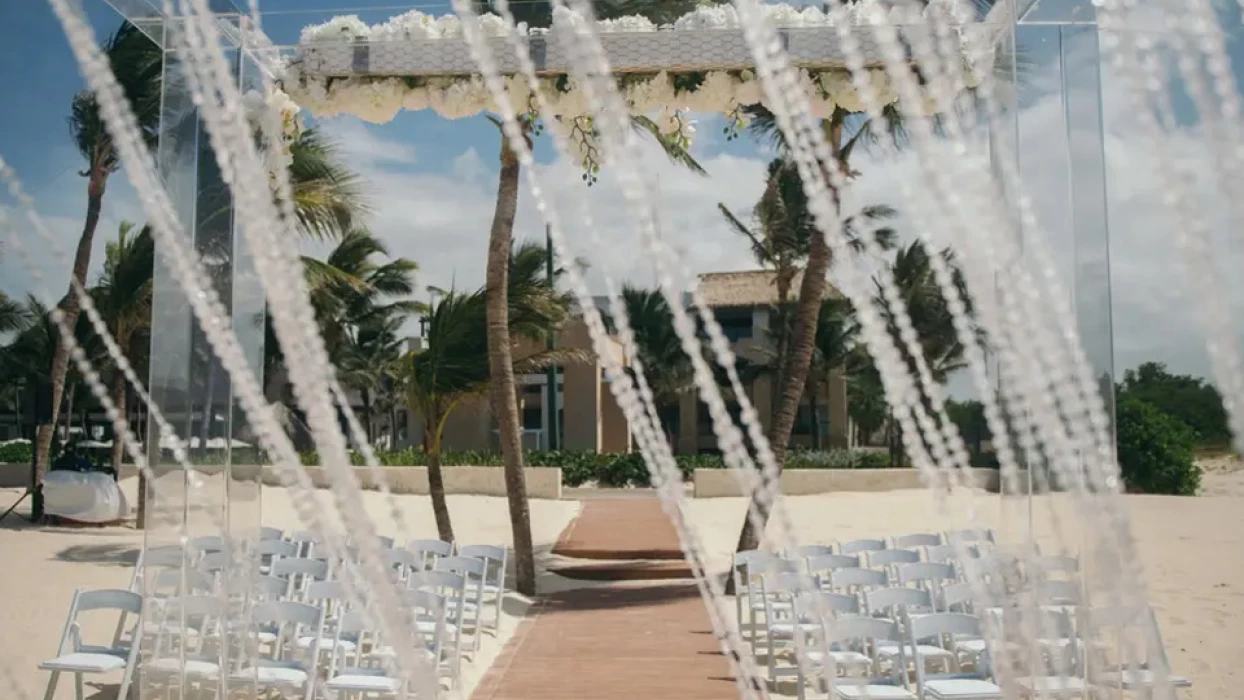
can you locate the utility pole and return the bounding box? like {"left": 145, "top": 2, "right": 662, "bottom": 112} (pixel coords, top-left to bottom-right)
{"left": 545, "top": 224, "right": 560, "bottom": 450}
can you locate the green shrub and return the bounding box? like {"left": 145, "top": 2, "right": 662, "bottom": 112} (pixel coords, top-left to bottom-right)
{"left": 1115, "top": 397, "right": 1201, "bottom": 496}
{"left": 0, "top": 440, "right": 33, "bottom": 464}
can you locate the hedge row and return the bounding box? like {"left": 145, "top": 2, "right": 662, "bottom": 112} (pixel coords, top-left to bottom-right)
{"left": 292, "top": 447, "right": 893, "bottom": 487}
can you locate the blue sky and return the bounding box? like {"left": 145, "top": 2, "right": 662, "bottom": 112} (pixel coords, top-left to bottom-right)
{"left": 1, "top": 0, "right": 1243, "bottom": 395}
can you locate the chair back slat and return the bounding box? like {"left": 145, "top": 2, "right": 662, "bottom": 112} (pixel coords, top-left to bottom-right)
{"left": 839, "top": 538, "right": 888, "bottom": 555}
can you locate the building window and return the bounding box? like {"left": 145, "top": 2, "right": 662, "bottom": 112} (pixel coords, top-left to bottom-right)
{"left": 793, "top": 404, "right": 813, "bottom": 436}
{"left": 711, "top": 308, "right": 753, "bottom": 342}
{"left": 522, "top": 407, "right": 543, "bottom": 431}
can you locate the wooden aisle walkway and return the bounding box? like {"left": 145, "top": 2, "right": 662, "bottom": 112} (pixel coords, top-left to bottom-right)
{"left": 471, "top": 498, "right": 738, "bottom": 700}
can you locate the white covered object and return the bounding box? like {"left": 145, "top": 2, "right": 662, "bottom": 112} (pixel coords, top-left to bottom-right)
{"left": 43, "top": 470, "right": 129, "bottom": 523}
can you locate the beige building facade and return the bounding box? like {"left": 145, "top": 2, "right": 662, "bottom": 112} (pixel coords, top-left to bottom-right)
{"left": 405, "top": 270, "right": 852, "bottom": 455}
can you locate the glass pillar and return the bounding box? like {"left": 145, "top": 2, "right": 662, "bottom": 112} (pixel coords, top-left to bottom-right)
{"left": 88, "top": 1, "right": 267, "bottom": 693}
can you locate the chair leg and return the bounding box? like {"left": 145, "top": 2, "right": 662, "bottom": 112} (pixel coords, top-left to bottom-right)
{"left": 41, "top": 671, "right": 60, "bottom": 700}
{"left": 74, "top": 673, "right": 84, "bottom": 700}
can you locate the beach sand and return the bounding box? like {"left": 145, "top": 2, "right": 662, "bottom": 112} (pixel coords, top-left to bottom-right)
{"left": 0, "top": 479, "right": 579, "bottom": 700}
{"left": 1, "top": 469, "right": 1240, "bottom": 699}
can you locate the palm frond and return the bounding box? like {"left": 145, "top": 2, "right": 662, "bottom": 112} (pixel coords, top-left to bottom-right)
{"left": 630, "top": 115, "right": 708, "bottom": 176}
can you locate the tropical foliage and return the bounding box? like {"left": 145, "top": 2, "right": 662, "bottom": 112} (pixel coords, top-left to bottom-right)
{"left": 402, "top": 241, "right": 588, "bottom": 542}
{"left": 1117, "top": 362, "right": 1232, "bottom": 447}
{"left": 1116, "top": 396, "right": 1202, "bottom": 495}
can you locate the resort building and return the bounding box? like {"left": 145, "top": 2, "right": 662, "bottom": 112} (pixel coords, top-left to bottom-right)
{"left": 405, "top": 270, "right": 853, "bottom": 455}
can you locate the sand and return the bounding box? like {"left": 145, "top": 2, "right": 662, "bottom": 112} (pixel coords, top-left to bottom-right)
{"left": 1, "top": 468, "right": 1240, "bottom": 700}
{"left": 0, "top": 479, "right": 579, "bottom": 700}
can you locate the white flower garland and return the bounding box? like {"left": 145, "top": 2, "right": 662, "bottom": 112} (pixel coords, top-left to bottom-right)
{"left": 283, "top": 1, "right": 990, "bottom": 150}
{"left": 243, "top": 88, "right": 303, "bottom": 187}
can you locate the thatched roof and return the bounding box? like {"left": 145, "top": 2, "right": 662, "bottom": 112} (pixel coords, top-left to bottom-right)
{"left": 696, "top": 270, "right": 840, "bottom": 308}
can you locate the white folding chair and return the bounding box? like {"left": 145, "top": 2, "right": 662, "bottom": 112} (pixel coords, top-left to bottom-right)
{"left": 141, "top": 594, "right": 226, "bottom": 690}
{"left": 229, "top": 600, "right": 324, "bottom": 700}
{"left": 257, "top": 539, "right": 299, "bottom": 575}
{"left": 732, "top": 550, "right": 779, "bottom": 646}
{"left": 897, "top": 562, "right": 958, "bottom": 600}
{"left": 270, "top": 557, "right": 331, "bottom": 601}
{"left": 908, "top": 613, "right": 1003, "bottom": 700}
{"left": 458, "top": 544, "right": 508, "bottom": 636}
{"left": 786, "top": 543, "right": 837, "bottom": 560}
{"left": 324, "top": 609, "right": 402, "bottom": 699}
{"left": 894, "top": 533, "right": 943, "bottom": 550}
{"left": 1080, "top": 605, "right": 1191, "bottom": 695}
{"left": 840, "top": 538, "right": 889, "bottom": 556}
{"left": 1036, "top": 579, "right": 1082, "bottom": 607}
{"left": 407, "top": 539, "right": 454, "bottom": 570}
{"left": 865, "top": 587, "right": 936, "bottom": 619}
{"left": 290, "top": 530, "right": 323, "bottom": 558}
{"left": 259, "top": 526, "right": 284, "bottom": 541}
{"left": 868, "top": 549, "right": 922, "bottom": 571}
{"left": 407, "top": 570, "right": 466, "bottom": 685}
{"left": 807, "top": 553, "right": 862, "bottom": 587}
{"left": 800, "top": 615, "right": 914, "bottom": 700}
{"left": 39, "top": 589, "right": 142, "bottom": 700}
{"left": 1029, "top": 554, "right": 1079, "bottom": 580}
{"left": 939, "top": 582, "right": 975, "bottom": 613}
{"left": 759, "top": 572, "right": 824, "bottom": 682}
{"left": 129, "top": 545, "right": 187, "bottom": 593}
{"left": 388, "top": 547, "right": 424, "bottom": 584}
{"left": 189, "top": 535, "right": 225, "bottom": 557}
{"left": 351, "top": 589, "right": 450, "bottom": 697}
{"left": 436, "top": 555, "right": 488, "bottom": 651}
{"left": 924, "top": 544, "right": 959, "bottom": 565}
{"left": 946, "top": 529, "right": 995, "bottom": 546}
{"left": 864, "top": 588, "right": 953, "bottom": 672}
{"left": 301, "top": 581, "right": 353, "bottom": 657}
{"left": 828, "top": 568, "right": 889, "bottom": 594}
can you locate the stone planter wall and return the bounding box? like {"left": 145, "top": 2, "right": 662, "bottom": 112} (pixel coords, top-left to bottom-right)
{"left": 692, "top": 467, "right": 1004, "bottom": 498}
{"left": 107, "top": 464, "right": 563, "bottom": 500}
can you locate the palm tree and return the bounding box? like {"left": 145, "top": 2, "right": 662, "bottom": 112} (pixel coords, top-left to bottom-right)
{"left": 877, "top": 241, "right": 971, "bottom": 466}
{"left": 286, "top": 129, "right": 369, "bottom": 241}
{"left": 404, "top": 244, "right": 588, "bottom": 543}
{"left": 90, "top": 222, "right": 155, "bottom": 475}
{"left": 721, "top": 157, "right": 897, "bottom": 428}
{"left": 470, "top": 0, "right": 717, "bottom": 596}
{"left": 0, "top": 293, "right": 30, "bottom": 335}
{"left": 608, "top": 286, "right": 695, "bottom": 445}
{"left": 806, "top": 297, "right": 858, "bottom": 449}
{"left": 32, "top": 23, "right": 161, "bottom": 518}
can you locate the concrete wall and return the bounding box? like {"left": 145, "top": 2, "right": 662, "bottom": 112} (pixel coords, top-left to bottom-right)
{"left": 104, "top": 465, "right": 563, "bottom": 500}
{"left": 692, "top": 468, "right": 1003, "bottom": 497}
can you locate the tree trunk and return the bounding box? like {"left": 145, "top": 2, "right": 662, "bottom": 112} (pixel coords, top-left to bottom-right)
{"left": 34, "top": 173, "right": 106, "bottom": 520}
{"left": 425, "top": 417, "right": 455, "bottom": 543}
{"left": 487, "top": 134, "right": 536, "bottom": 597}
{"left": 809, "top": 380, "right": 822, "bottom": 451}
{"left": 732, "top": 116, "right": 845, "bottom": 559}
{"left": 111, "top": 373, "right": 126, "bottom": 473}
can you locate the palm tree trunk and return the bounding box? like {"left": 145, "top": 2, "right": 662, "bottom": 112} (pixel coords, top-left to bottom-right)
{"left": 733, "top": 115, "right": 845, "bottom": 559}
{"left": 487, "top": 133, "right": 537, "bottom": 597}
{"left": 34, "top": 173, "right": 106, "bottom": 520}
{"left": 425, "top": 413, "right": 455, "bottom": 543}
{"left": 111, "top": 373, "right": 126, "bottom": 473}
{"left": 809, "top": 379, "right": 822, "bottom": 451}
